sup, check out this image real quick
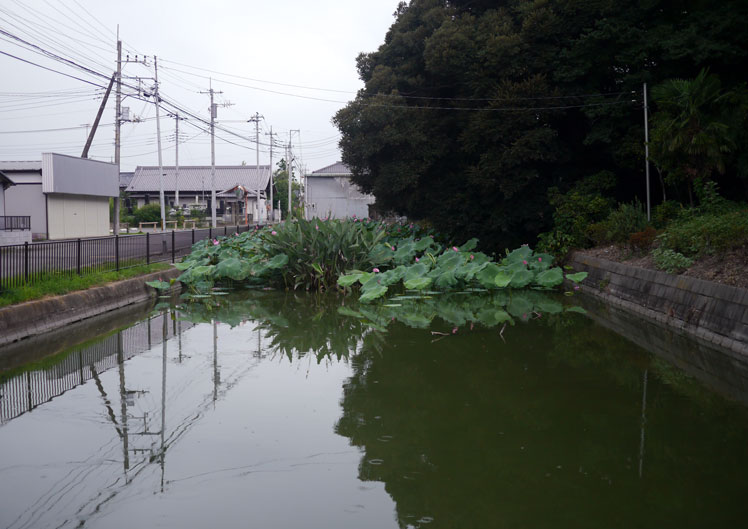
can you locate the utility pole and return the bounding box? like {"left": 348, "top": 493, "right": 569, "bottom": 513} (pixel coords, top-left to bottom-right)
{"left": 286, "top": 137, "right": 292, "bottom": 220}
{"left": 643, "top": 82, "right": 651, "bottom": 222}
{"left": 174, "top": 113, "right": 184, "bottom": 210}
{"left": 247, "top": 112, "right": 263, "bottom": 223}
{"left": 114, "top": 31, "right": 122, "bottom": 236}
{"left": 265, "top": 126, "right": 277, "bottom": 221}
{"left": 153, "top": 56, "right": 166, "bottom": 232}
{"left": 200, "top": 81, "right": 223, "bottom": 228}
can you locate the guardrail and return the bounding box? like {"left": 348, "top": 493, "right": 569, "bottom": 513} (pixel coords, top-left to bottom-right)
{"left": 0, "top": 224, "right": 259, "bottom": 290}
{"left": 0, "top": 216, "right": 31, "bottom": 232}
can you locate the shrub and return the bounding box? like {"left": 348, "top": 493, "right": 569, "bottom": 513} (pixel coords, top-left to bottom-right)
{"left": 658, "top": 208, "right": 748, "bottom": 256}
{"left": 652, "top": 248, "right": 694, "bottom": 274}
{"left": 584, "top": 200, "right": 649, "bottom": 246}
{"left": 132, "top": 203, "right": 163, "bottom": 224}
{"left": 652, "top": 200, "right": 684, "bottom": 229}
{"left": 629, "top": 226, "right": 658, "bottom": 251}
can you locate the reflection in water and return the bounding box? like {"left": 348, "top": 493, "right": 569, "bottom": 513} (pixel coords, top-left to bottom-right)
{"left": 0, "top": 290, "right": 747, "bottom": 528}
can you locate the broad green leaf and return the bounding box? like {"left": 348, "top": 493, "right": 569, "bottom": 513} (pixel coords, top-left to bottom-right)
{"left": 536, "top": 300, "right": 563, "bottom": 314}
{"left": 507, "top": 295, "right": 533, "bottom": 318}
{"left": 145, "top": 280, "right": 171, "bottom": 290}
{"left": 359, "top": 284, "right": 389, "bottom": 303}
{"left": 565, "top": 306, "right": 588, "bottom": 314}
{"left": 459, "top": 238, "right": 478, "bottom": 252}
{"left": 414, "top": 236, "right": 435, "bottom": 251}
{"left": 174, "top": 261, "right": 192, "bottom": 270}
{"left": 509, "top": 269, "right": 534, "bottom": 288}
{"left": 494, "top": 270, "right": 514, "bottom": 288}
{"left": 565, "top": 271, "right": 588, "bottom": 283}
{"left": 266, "top": 253, "right": 289, "bottom": 269}
{"left": 534, "top": 267, "right": 563, "bottom": 288}
{"left": 404, "top": 262, "right": 429, "bottom": 282}
{"left": 215, "top": 257, "right": 247, "bottom": 281}
{"left": 404, "top": 276, "right": 433, "bottom": 290}
{"left": 337, "top": 272, "right": 364, "bottom": 287}
{"left": 503, "top": 246, "right": 532, "bottom": 264}
{"left": 476, "top": 263, "right": 502, "bottom": 289}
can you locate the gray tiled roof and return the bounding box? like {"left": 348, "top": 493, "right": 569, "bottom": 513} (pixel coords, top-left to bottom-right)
{"left": 119, "top": 171, "right": 134, "bottom": 188}
{"left": 0, "top": 161, "right": 42, "bottom": 172}
{"left": 309, "top": 161, "right": 351, "bottom": 177}
{"left": 127, "top": 165, "right": 271, "bottom": 193}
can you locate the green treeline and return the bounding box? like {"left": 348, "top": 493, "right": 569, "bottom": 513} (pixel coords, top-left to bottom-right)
{"left": 334, "top": 0, "right": 748, "bottom": 251}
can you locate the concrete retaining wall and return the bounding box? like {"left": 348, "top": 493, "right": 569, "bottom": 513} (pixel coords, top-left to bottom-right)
{"left": 568, "top": 252, "right": 748, "bottom": 355}
{"left": 0, "top": 230, "right": 31, "bottom": 246}
{"left": 0, "top": 267, "right": 181, "bottom": 347}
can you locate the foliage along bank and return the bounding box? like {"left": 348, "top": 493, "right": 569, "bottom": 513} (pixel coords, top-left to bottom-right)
{"left": 149, "top": 218, "right": 586, "bottom": 303}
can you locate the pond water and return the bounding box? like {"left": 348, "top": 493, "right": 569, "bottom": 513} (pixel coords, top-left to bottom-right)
{"left": 1, "top": 290, "right": 747, "bottom": 528}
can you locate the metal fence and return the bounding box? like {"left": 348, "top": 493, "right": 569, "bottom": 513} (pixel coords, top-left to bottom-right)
{"left": 0, "top": 216, "right": 31, "bottom": 231}
{"left": 0, "top": 224, "right": 258, "bottom": 290}
{"left": 0, "top": 309, "right": 194, "bottom": 424}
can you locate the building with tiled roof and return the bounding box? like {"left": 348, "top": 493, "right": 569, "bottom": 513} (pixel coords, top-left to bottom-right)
{"left": 126, "top": 165, "right": 272, "bottom": 221}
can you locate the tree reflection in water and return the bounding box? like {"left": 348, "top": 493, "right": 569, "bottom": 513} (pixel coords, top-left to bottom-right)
{"left": 174, "top": 289, "right": 748, "bottom": 529}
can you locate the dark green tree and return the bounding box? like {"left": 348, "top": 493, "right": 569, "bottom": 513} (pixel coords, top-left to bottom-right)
{"left": 334, "top": 0, "right": 748, "bottom": 250}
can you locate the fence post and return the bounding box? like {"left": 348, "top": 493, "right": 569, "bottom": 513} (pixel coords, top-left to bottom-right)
{"left": 24, "top": 241, "right": 29, "bottom": 283}
{"left": 191, "top": 228, "right": 195, "bottom": 245}
{"left": 171, "top": 230, "right": 175, "bottom": 263}
{"left": 146, "top": 232, "right": 150, "bottom": 265}
{"left": 115, "top": 235, "right": 120, "bottom": 271}
{"left": 209, "top": 227, "right": 212, "bottom": 240}
{"left": 76, "top": 239, "right": 81, "bottom": 275}
{"left": 224, "top": 226, "right": 227, "bottom": 236}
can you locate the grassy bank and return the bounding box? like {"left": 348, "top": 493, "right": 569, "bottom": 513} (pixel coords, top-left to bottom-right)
{"left": 0, "top": 263, "right": 171, "bottom": 308}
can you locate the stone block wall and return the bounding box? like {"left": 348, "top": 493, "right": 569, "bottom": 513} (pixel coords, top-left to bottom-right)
{"left": 568, "top": 252, "right": 748, "bottom": 355}
{"left": 0, "top": 230, "right": 31, "bottom": 246}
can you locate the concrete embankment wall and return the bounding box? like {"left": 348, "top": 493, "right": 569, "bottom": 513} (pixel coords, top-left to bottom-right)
{"left": 0, "top": 267, "right": 181, "bottom": 348}
{"left": 568, "top": 252, "right": 748, "bottom": 356}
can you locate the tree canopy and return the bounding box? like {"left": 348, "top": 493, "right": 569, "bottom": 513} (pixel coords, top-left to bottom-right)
{"left": 334, "top": 0, "right": 748, "bottom": 250}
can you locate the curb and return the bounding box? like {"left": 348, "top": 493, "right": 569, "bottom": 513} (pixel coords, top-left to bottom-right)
{"left": 0, "top": 267, "right": 182, "bottom": 348}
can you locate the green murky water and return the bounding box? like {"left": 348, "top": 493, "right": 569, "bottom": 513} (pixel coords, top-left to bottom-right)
{"left": 1, "top": 290, "right": 747, "bottom": 528}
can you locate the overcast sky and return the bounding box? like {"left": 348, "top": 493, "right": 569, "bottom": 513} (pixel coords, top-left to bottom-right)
{"left": 0, "top": 0, "right": 399, "bottom": 172}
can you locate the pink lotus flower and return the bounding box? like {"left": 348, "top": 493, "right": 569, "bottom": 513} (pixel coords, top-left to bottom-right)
{"left": 415, "top": 257, "right": 420, "bottom": 262}
{"left": 523, "top": 260, "right": 528, "bottom": 265}
{"left": 452, "top": 327, "right": 458, "bottom": 334}
{"left": 538, "top": 257, "right": 542, "bottom": 262}
{"left": 271, "top": 230, "right": 277, "bottom": 235}
{"left": 373, "top": 267, "right": 380, "bottom": 273}
{"left": 391, "top": 246, "right": 396, "bottom": 251}
{"left": 469, "top": 254, "right": 474, "bottom": 260}
{"left": 452, "top": 246, "right": 459, "bottom": 252}
{"left": 315, "top": 224, "right": 319, "bottom": 230}
{"left": 212, "top": 239, "right": 219, "bottom": 246}
{"left": 574, "top": 285, "right": 580, "bottom": 291}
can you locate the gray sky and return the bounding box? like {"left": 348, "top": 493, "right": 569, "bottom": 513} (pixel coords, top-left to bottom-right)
{"left": 0, "top": 0, "right": 398, "bottom": 172}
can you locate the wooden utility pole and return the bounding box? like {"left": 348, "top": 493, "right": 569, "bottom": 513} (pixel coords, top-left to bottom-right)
{"left": 248, "top": 112, "right": 263, "bottom": 223}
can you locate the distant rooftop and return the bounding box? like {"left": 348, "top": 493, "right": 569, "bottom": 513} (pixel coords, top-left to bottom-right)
{"left": 127, "top": 165, "right": 271, "bottom": 193}
{"left": 0, "top": 161, "right": 42, "bottom": 172}
{"left": 309, "top": 162, "right": 351, "bottom": 177}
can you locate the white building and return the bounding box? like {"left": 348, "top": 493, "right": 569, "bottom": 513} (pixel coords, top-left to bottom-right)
{"left": 0, "top": 154, "right": 118, "bottom": 241}
{"left": 305, "top": 162, "right": 375, "bottom": 220}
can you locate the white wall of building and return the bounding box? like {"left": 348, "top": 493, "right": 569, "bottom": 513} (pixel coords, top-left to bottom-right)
{"left": 4, "top": 182, "right": 47, "bottom": 239}
{"left": 0, "top": 186, "right": 5, "bottom": 216}
{"left": 306, "top": 177, "right": 374, "bottom": 220}
{"left": 47, "top": 194, "right": 110, "bottom": 239}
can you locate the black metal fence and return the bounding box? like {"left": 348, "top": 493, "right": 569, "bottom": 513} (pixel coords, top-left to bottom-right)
{"left": 0, "top": 216, "right": 31, "bottom": 231}
{"left": 0, "top": 224, "right": 258, "bottom": 290}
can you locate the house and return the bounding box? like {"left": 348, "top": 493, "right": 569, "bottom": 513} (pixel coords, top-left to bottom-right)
{"left": 0, "top": 154, "right": 118, "bottom": 241}
{"left": 125, "top": 165, "right": 272, "bottom": 223}
{"left": 0, "top": 170, "right": 32, "bottom": 246}
{"left": 305, "top": 162, "right": 375, "bottom": 220}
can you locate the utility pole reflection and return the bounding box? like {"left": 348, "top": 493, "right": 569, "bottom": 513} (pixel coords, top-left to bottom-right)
{"left": 639, "top": 368, "right": 648, "bottom": 478}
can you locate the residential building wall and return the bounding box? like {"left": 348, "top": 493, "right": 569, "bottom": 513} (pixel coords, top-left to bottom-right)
{"left": 47, "top": 194, "right": 110, "bottom": 239}
{"left": 0, "top": 186, "right": 4, "bottom": 216}
{"left": 306, "top": 177, "right": 374, "bottom": 220}
{"left": 4, "top": 182, "right": 47, "bottom": 239}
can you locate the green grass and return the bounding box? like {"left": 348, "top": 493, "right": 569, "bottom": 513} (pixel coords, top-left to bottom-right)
{"left": 0, "top": 263, "right": 171, "bottom": 308}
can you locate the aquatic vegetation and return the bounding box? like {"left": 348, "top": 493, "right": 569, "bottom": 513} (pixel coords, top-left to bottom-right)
{"left": 155, "top": 219, "right": 587, "bottom": 302}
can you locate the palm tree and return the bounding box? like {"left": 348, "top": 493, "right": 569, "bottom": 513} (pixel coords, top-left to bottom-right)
{"left": 650, "top": 69, "right": 735, "bottom": 205}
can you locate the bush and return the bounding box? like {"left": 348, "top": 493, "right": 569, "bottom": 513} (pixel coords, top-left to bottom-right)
{"left": 585, "top": 200, "right": 648, "bottom": 246}
{"left": 132, "top": 203, "right": 162, "bottom": 224}
{"left": 629, "top": 226, "right": 658, "bottom": 251}
{"left": 652, "top": 248, "right": 694, "bottom": 274}
{"left": 652, "top": 200, "right": 684, "bottom": 229}
{"left": 658, "top": 207, "right": 748, "bottom": 256}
